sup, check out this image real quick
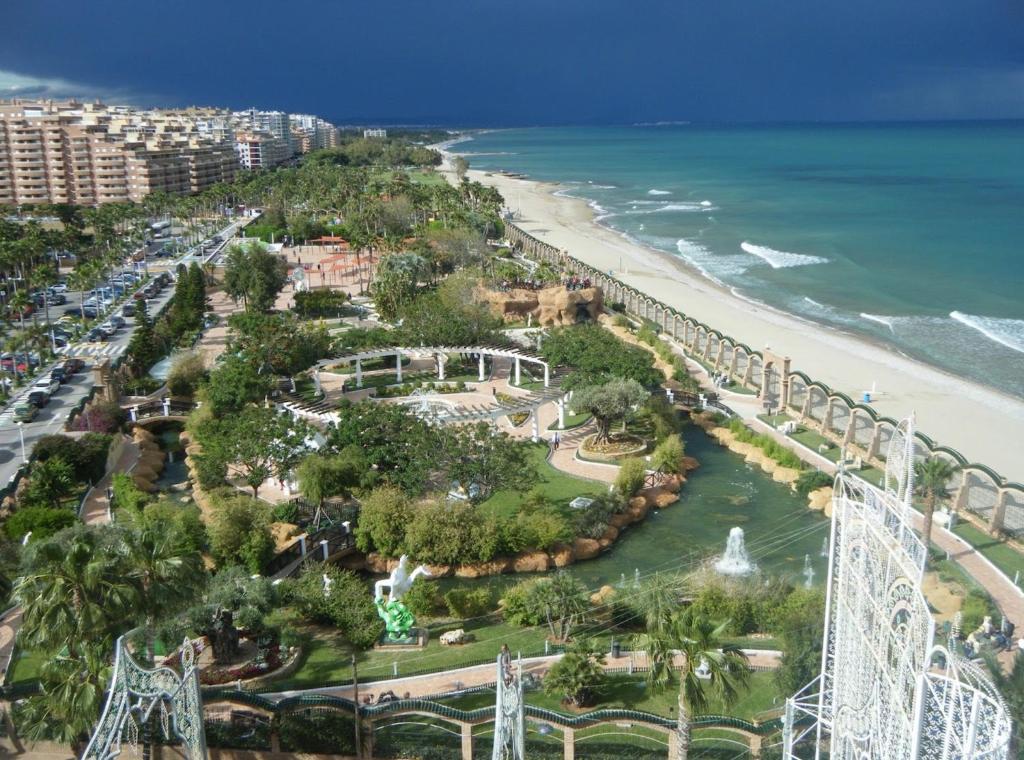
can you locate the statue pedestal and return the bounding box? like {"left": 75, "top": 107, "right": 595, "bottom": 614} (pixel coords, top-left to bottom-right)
{"left": 373, "top": 628, "right": 428, "bottom": 651}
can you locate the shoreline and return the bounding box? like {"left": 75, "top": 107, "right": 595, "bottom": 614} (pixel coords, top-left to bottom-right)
{"left": 439, "top": 149, "right": 1024, "bottom": 483}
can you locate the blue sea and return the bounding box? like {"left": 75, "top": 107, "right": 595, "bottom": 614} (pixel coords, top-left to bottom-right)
{"left": 457, "top": 124, "right": 1024, "bottom": 399}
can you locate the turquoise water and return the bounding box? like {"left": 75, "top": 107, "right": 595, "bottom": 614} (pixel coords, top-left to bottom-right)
{"left": 460, "top": 124, "right": 1024, "bottom": 399}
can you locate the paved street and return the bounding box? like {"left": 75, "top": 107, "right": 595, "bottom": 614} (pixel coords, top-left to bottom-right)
{"left": 0, "top": 218, "right": 245, "bottom": 492}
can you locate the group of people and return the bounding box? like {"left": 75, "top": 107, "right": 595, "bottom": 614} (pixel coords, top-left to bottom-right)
{"left": 962, "top": 616, "right": 1017, "bottom": 659}
{"left": 564, "top": 275, "right": 591, "bottom": 291}
{"left": 495, "top": 277, "right": 546, "bottom": 292}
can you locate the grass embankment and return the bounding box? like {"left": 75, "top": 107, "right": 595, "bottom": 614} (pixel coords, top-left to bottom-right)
{"left": 478, "top": 444, "right": 606, "bottom": 519}
{"left": 443, "top": 670, "right": 782, "bottom": 722}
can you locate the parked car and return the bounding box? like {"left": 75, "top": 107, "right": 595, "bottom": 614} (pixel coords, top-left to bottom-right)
{"left": 98, "top": 322, "right": 117, "bottom": 336}
{"left": 86, "top": 328, "right": 107, "bottom": 342}
{"left": 1, "top": 352, "right": 39, "bottom": 373}
{"left": 63, "top": 358, "right": 85, "bottom": 375}
{"left": 13, "top": 402, "right": 38, "bottom": 422}
{"left": 48, "top": 283, "right": 68, "bottom": 295}
{"left": 27, "top": 390, "right": 49, "bottom": 408}
{"left": 33, "top": 376, "right": 60, "bottom": 396}
{"left": 50, "top": 366, "right": 67, "bottom": 383}
{"left": 120, "top": 303, "right": 136, "bottom": 317}
{"left": 108, "top": 315, "right": 126, "bottom": 329}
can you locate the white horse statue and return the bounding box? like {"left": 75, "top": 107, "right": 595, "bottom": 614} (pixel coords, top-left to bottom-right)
{"left": 374, "top": 554, "right": 432, "bottom": 604}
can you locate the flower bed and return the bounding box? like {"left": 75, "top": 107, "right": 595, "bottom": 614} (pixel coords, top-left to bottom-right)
{"left": 375, "top": 381, "right": 468, "bottom": 398}
{"left": 578, "top": 433, "right": 648, "bottom": 463}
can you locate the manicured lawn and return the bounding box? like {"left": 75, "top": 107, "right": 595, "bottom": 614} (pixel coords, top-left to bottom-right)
{"left": 479, "top": 443, "right": 606, "bottom": 518}
{"left": 548, "top": 412, "right": 592, "bottom": 431}
{"left": 788, "top": 429, "right": 841, "bottom": 462}
{"left": 949, "top": 520, "right": 1024, "bottom": 582}
{"left": 444, "top": 670, "right": 782, "bottom": 722}
{"left": 6, "top": 646, "right": 46, "bottom": 684}
{"left": 757, "top": 413, "right": 793, "bottom": 427}
{"left": 407, "top": 170, "right": 447, "bottom": 186}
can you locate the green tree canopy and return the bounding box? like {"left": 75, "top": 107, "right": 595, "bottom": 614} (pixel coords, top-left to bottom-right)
{"left": 572, "top": 378, "right": 650, "bottom": 444}
{"left": 223, "top": 241, "right": 288, "bottom": 312}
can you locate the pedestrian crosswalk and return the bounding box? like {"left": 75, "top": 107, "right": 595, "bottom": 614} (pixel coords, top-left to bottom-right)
{"left": 60, "top": 343, "right": 126, "bottom": 358}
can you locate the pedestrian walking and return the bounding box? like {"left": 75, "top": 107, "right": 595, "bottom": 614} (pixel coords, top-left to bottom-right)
{"left": 553, "top": 432, "right": 561, "bottom": 451}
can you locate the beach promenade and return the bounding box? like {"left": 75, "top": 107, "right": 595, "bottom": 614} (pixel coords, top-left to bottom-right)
{"left": 451, "top": 165, "right": 1024, "bottom": 487}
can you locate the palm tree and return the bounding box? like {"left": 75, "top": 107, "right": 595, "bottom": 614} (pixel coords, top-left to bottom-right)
{"left": 914, "top": 457, "right": 960, "bottom": 552}
{"left": 636, "top": 607, "right": 750, "bottom": 760}
{"left": 117, "top": 525, "right": 206, "bottom": 666}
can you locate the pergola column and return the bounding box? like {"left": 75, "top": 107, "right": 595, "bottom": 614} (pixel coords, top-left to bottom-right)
{"left": 478, "top": 353, "right": 486, "bottom": 381}
{"left": 531, "top": 413, "right": 539, "bottom": 443}
{"left": 299, "top": 535, "right": 307, "bottom": 556}
{"left": 355, "top": 359, "right": 363, "bottom": 388}
{"left": 162, "top": 397, "right": 170, "bottom": 416}
{"left": 130, "top": 405, "right": 138, "bottom": 422}
{"left": 558, "top": 397, "right": 566, "bottom": 429}
{"left": 514, "top": 356, "right": 521, "bottom": 386}
{"left": 320, "top": 539, "right": 329, "bottom": 561}
{"left": 437, "top": 354, "right": 446, "bottom": 381}
{"left": 543, "top": 363, "right": 550, "bottom": 388}
{"left": 396, "top": 350, "right": 402, "bottom": 382}
{"left": 990, "top": 489, "right": 1009, "bottom": 533}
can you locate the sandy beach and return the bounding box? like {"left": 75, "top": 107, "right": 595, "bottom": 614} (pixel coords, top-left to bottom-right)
{"left": 445, "top": 157, "right": 1024, "bottom": 484}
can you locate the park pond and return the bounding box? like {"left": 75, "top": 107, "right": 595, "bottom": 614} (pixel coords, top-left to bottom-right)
{"left": 434, "top": 419, "right": 830, "bottom": 595}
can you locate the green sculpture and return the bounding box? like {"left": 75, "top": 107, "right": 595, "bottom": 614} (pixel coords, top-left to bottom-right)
{"left": 373, "top": 554, "right": 432, "bottom": 642}
{"left": 375, "top": 597, "right": 416, "bottom": 641}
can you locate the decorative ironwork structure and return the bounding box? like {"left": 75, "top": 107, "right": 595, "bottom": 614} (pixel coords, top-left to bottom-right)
{"left": 492, "top": 652, "right": 525, "bottom": 760}
{"left": 782, "top": 416, "right": 1012, "bottom": 759}
{"left": 82, "top": 636, "right": 207, "bottom": 760}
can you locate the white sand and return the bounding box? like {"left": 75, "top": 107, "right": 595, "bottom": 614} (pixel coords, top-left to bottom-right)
{"left": 445, "top": 158, "right": 1024, "bottom": 483}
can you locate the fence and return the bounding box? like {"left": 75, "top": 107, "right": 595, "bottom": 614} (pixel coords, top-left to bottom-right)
{"left": 506, "top": 222, "right": 1024, "bottom": 541}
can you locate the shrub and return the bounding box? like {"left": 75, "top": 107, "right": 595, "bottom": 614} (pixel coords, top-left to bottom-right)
{"left": 401, "top": 578, "right": 443, "bottom": 618}
{"left": 111, "top": 472, "right": 151, "bottom": 513}
{"left": 571, "top": 495, "right": 620, "bottom": 540}
{"left": 206, "top": 491, "right": 275, "bottom": 572}
{"left": 20, "top": 456, "right": 76, "bottom": 508}
{"left": 3, "top": 506, "right": 77, "bottom": 542}
{"left": 960, "top": 588, "right": 997, "bottom": 633}
{"left": 615, "top": 458, "right": 647, "bottom": 497}
{"left": 443, "top": 587, "right": 492, "bottom": 620}
{"left": 501, "top": 578, "right": 544, "bottom": 626}
{"left": 167, "top": 350, "right": 207, "bottom": 397}
{"left": 272, "top": 501, "right": 300, "bottom": 523}
{"left": 651, "top": 434, "right": 685, "bottom": 473}
{"left": 289, "top": 564, "right": 382, "bottom": 649}
{"left": 33, "top": 434, "right": 111, "bottom": 481}
{"left": 795, "top": 469, "right": 833, "bottom": 496}
{"left": 405, "top": 500, "right": 501, "bottom": 565}
{"left": 355, "top": 486, "right": 413, "bottom": 556}
{"left": 70, "top": 400, "right": 126, "bottom": 433}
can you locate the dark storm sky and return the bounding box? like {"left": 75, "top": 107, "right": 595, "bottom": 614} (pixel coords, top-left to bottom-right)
{"left": 4, "top": 0, "right": 1024, "bottom": 125}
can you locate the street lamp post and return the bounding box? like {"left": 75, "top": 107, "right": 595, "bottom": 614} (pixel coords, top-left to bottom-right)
{"left": 17, "top": 421, "right": 28, "bottom": 464}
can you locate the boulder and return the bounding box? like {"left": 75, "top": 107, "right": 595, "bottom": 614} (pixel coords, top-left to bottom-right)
{"left": 772, "top": 467, "right": 801, "bottom": 485}
{"left": 662, "top": 473, "right": 685, "bottom": 493}
{"left": 599, "top": 525, "right": 620, "bottom": 543}
{"left": 808, "top": 487, "right": 833, "bottom": 517}
{"left": 608, "top": 512, "right": 632, "bottom": 529}
{"left": 455, "top": 559, "right": 509, "bottom": 578}
{"left": 132, "top": 427, "right": 156, "bottom": 443}
{"left": 131, "top": 473, "right": 157, "bottom": 492}
{"left": 626, "top": 500, "right": 650, "bottom": 523}
{"left": 131, "top": 463, "right": 160, "bottom": 482}
{"left": 648, "top": 487, "right": 678, "bottom": 509}
{"left": 573, "top": 538, "right": 601, "bottom": 561}
{"left": 590, "top": 585, "right": 616, "bottom": 605}
{"left": 364, "top": 553, "right": 392, "bottom": 574}
{"left": 440, "top": 629, "right": 466, "bottom": 646}
{"left": 681, "top": 456, "right": 701, "bottom": 472}
{"left": 425, "top": 563, "right": 454, "bottom": 578}
{"left": 549, "top": 544, "right": 575, "bottom": 568}
{"left": 628, "top": 496, "right": 647, "bottom": 512}
{"left": 512, "top": 551, "right": 551, "bottom": 573}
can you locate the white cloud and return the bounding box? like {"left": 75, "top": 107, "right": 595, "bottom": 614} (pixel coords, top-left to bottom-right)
{"left": 0, "top": 69, "right": 160, "bottom": 105}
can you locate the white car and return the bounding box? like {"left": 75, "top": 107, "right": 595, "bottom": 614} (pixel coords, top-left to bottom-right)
{"left": 32, "top": 376, "right": 60, "bottom": 396}
{"left": 48, "top": 284, "right": 69, "bottom": 295}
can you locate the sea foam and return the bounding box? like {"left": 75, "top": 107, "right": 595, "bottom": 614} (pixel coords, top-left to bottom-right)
{"left": 860, "top": 313, "right": 896, "bottom": 331}
{"left": 655, "top": 202, "right": 715, "bottom": 213}
{"left": 741, "top": 241, "right": 828, "bottom": 269}
{"left": 950, "top": 312, "right": 1024, "bottom": 354}
{"left": 648, "top": 189, "right": 672, "bottom": 195}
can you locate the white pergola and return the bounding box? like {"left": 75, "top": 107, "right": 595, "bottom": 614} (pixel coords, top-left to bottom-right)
{"left": 318, "top": 345, "right": 551, "bottom": 389}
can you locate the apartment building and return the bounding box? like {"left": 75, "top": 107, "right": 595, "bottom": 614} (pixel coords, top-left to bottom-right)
{"left": 0, "top": 100, "right": 236, "bottom": 206}
{"left": 235, "top": 131, "right": 292, "bottom": 170}
{"left": 363, "top": 128, "right": 387, "bottom": 138}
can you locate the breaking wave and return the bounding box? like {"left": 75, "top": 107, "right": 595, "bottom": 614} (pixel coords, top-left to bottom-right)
{"left": 950, "top": 312, "right": 1024, "bottom": 354}
{"left": 648, "top": 189, "right": 672, "bottom": 195}
{"left": 741, "top": 241, "right": 828, "bottom": 269}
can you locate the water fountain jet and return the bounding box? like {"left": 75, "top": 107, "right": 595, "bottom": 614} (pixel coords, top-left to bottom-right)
{"left": 714, "top": 527, "right": 755, "bottom": 576}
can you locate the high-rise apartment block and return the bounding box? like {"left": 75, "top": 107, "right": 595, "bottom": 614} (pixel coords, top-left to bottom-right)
{"left": 0, "top": 99, "right": 341, "bottom": 206}
{"left": 0, "top": 100, "right": 237, "bottom": 206}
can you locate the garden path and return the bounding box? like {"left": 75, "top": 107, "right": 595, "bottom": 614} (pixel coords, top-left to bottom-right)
{"left": 79, "top": 436, "right": 142, "bottom": 525}
{"left": 264, "top": 648, "right": 782, "bottom": 704}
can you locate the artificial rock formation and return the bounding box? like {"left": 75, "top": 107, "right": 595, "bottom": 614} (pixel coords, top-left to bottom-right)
{"left": 478, "top": 284, "right": 603, "bottom": 326}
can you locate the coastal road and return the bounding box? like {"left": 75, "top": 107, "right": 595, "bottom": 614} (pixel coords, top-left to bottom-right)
{"left": 0, "top": 217, "right": 245, "bottom": 493}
